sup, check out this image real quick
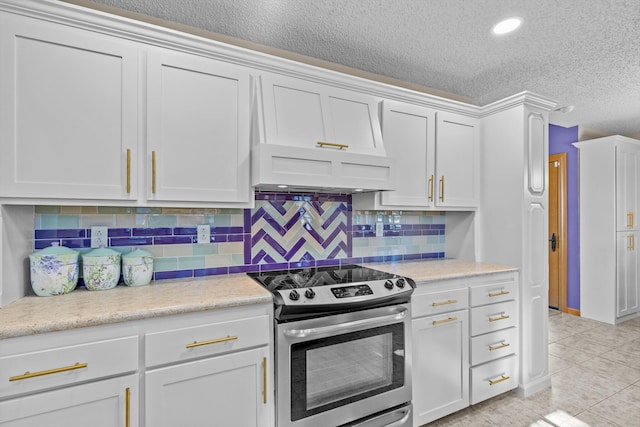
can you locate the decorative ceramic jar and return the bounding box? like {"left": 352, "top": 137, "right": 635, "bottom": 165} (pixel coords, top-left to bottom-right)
{"left": 82, "top": 246, "right": 121, "bottom": 291}
{"left": 29, "top": 242, "right": 79, "bottom": 296}
{"left": 122, "top": 247, "right": 154, "bottom": 286}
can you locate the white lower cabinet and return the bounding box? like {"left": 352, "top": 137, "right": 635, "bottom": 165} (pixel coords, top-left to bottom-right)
{"left": 0, "top": 374, "right": 138, "bottom": 427}
{"left": 412, "top": 309, "right": 469, "bottom": 426}
{"left": 146, "top": 347, "right": 269, "bottom": 427}
{"left": 411, "top": 271, "right": 519, "bottom": 426}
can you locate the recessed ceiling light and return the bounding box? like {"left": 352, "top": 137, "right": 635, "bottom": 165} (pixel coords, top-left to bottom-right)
{"left": 492, "top": 17, "right": 522, "bottom": 35}
{"left": 277, "top": 185, "right": 288, "bottom": 188}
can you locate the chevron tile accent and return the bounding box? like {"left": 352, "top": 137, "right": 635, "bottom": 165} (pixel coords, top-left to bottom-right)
{"left": 250, "top": 198, "right": 349, "bottom": 264}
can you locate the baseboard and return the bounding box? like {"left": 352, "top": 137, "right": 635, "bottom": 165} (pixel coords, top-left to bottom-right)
{"left": 566, "top": 308, "right": 580, "bottom": 316}
{"left": 516, "top": 375, "right": 551, "bottom": 398}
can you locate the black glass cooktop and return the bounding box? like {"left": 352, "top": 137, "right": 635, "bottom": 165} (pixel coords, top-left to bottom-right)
{"left": 248, "top": 264, "right": 399, "bottom": 292}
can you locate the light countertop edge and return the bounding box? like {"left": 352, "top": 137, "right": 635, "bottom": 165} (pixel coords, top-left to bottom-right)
{"left": 1, "top": 259, "right": 517, "bottom": 340}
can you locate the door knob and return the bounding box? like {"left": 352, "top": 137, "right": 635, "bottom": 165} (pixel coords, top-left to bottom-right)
{"left": 549, "top": 233, "right": 557, "bottom": 252}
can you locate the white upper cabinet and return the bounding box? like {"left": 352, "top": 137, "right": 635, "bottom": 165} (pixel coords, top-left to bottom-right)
{"left": 252, "top": 74, "right": 395, "bottom": 192}
{"left": 434, "top": 112, "right": 479, "bottom": 208}
{"left": 0, "top": 13, "right": 138, "bottom": 201}
{"left": 379, "top": 101, "right": 436, "bottom": 207}
{"left": 616, "top": 147, "right": 639, "bottom": 231}
{"left": 146, "top": 49, "right": 251, "bottom": 204}
{"left": 353, "top": 105, "right": 478, "bottom": 210}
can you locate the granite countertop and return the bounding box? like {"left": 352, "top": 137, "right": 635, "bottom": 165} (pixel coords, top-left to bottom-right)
{"left": 0, "top": 259, "right": 517, "bottom": 340}
{"left": 0, "top": 274, "right": 272, "bottom": 339}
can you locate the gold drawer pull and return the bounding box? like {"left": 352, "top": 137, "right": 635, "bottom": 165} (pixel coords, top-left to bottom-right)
{"left": 126, "top": 149, "right": 131, "bottom": 194}
{"left": 628, "top": 212, "right": 635, "bottom": 228}
{"left": 432, "top": 299, "right": 458, "bottom": 307}
{"left": 262, "top": 357, "right": 267, "bottom": 404}
{"left": 488, "top": 290, "right": 510, "bottom": 297}
{"left": 439, "top": 176, "right": 445, "bottom": 202}
{"left": 9, "top": 362, "right": 88, "bottom": 382}
{"left": 317, "top": 141, "right": 348, "bottom": 150}
{"left": 489, "top": 342, "right": 510, "bottom": 351}
{"left": 186, "top": 335, "right": 238, "bottom": 349}
{"left": 489, "top": 375, "right": 510, "bottom": 386}
{"left": 428, "top": 175, "right": 434, "bottom": 202}
{"left": 125, "top": 387, "right": 131, "bottom": 427}
{"left": 432, "top": 317, "right": 458, "bottom": 326}
{"left": 488, "top": 314, "right": 510, "bottom": 322}
{"left": 151, "top": 150, "right": 157, "bottom": 194}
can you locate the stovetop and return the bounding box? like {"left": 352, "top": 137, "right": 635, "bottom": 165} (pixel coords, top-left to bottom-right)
{"left": 248, "top": 264, "right": 415, "bottom": 320}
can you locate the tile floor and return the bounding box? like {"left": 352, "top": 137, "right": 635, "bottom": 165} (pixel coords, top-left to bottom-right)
{"left": 427, "top": 310, "right": 640, "bottom": 426}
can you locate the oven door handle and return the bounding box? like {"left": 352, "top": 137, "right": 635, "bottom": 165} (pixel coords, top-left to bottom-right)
{"left": 283, "top": 308, "right": 408, "bottom": 338}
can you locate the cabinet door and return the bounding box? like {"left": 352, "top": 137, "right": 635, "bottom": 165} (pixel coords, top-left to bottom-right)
{"left": 146, "top": 49, "right": 251, "bottom": 204}
{"left": 434, "top": 112, "right": 479, "bottom": 207}
{"left": 617, "top": 231, "right": 639, "bottom": 317}
{"left": 0, "top": 14, "right": 138, "bottom": 200}
{"left": 260, "top": 74, "right": 384, "bottom": 156}
{"left": 0, "top": 374, "right": 138, "bottom": 427}
{"left": 145, "top": 347, "right": 272, "bottom": 427}
{"left": 380, "top": 100, "right": 436, "bottom": 207}
{"left": 616, "top": 147, "right": 639, "bottom": 231}
{"left": 412, "top": 310, "right": 469, "bottom": 426}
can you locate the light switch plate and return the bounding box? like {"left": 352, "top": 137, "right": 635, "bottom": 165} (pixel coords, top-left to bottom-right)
{"left": 91, "top": 226, "right": 109, "bottom": 248}
{"left": 375, "top": 222, "right": 384, "bottom": 237}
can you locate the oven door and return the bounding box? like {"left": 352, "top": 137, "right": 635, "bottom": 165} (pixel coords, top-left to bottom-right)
{"left": 276, "top": 304, "right": 412, "bottom": 427}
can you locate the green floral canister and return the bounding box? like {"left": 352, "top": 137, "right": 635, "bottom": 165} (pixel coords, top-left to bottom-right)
{"left": 29, "top": 242, "right": 79, "bottom": 296}
{"left": 122, "top": 247, "right": 153, "bottom": 286}
{"left": 82, "top": 246, "right": 121, "bottom": 291}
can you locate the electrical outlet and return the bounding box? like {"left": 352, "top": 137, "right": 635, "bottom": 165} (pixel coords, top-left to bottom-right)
{"left": 197, "top": 225, "right": 210, "bottom": 244}
{"left": 375, "top": 222, "right": 384, "bottom": 237}
{"left": 91, "top": 226, "right": 109, "bottom": 248}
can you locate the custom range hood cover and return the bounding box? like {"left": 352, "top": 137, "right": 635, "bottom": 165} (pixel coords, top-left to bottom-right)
{"left": 251, "top": 75, "right": 396, "bottom": 194}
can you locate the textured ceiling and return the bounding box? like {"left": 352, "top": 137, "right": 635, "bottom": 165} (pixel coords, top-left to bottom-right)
{"left": 71, "top": 0, "right": 640, "bottom": 138}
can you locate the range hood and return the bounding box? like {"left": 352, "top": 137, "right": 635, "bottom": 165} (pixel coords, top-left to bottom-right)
{"left": 250, "top": 75, "right": 396, "bottom": 193}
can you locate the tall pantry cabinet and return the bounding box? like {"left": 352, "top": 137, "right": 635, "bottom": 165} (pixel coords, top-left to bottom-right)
{"left": 577, "top": 136, "right": 640, "bottom": 324}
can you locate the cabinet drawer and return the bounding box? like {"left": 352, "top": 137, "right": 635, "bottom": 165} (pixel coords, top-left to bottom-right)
{"left": 0, "top": 336, "right": 138, "bottom": 399}
{"left": 469, "top": 277, "right": 517, "bottom": 307}
{"left": 146, "top": 315, "right": 270, "bottom": 367}
{"left": 412, "top": 287, "right": 468, "bottom": 318}
{"left": 470, "top": 327, "right": 517, "bottom": 366}
{"left": 470, "top": 355, "right": 518, "bottom": 404}
{"left": 470, "top": 300, "right": 517, "bottom": 336}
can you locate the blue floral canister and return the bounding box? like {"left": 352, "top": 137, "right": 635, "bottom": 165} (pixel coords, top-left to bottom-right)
{"left": 82, "top": 246, "right": 121, "bottom": 291}
{"left": 29, "top": 242, "right": 79, "bottom": 296}
{"left": 122, "top": 247, "right": 154, "bottom": 286}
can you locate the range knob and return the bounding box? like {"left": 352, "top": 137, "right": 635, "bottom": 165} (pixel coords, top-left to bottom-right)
{"left": 396, "top": 278, "right": 406, "bottom": 288}
{"left": 384, "top": 279, "right": 395, "bottom": 290}
{"left": 289, "top": 290, "right": 300, "bottom": 301}
{"left": 304, "top": 288, "right": 316, "bottom": 299}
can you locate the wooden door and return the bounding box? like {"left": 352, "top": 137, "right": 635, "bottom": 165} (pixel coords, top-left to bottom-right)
{"left": 548, "top": 153, "right": 567, "bottom": 311}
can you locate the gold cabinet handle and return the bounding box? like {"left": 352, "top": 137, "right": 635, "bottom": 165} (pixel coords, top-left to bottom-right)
{"left": 628, "top": 212, "right": 635, "bottom": 228}
{"left": 126, "top": 149, "right": 131, "bottom": 194}
{"left": 488, "top": 314, "right": 510, "bottom": 323}
{"left": 317, "top": 141, "right": 348, "bottom": 150}
{"left": 439, "top": 176, "right": 445, "bottom": 202}
{"left": 151, "top": 150, "right": 157, "bottom": 194}
{"left": 488, "top": 290, "right": 510, "bottom": 297}
{"left": 629, "top": 234, "right": 635, "bottom": 251}
{"left": 186, "top": 335, "right": 237, "bottom": 349}
{"left": 428, "top": 175, "right": 434, "bottom": 202}
{"left": 432, "top": 317, "right": 458, "bottom": 326}
{"left": 9, "top": 362, "right": 88, "bottom": 382}
{"left": 489, "top": 342, "right": 510, "bottom": 351}
{"left": 432, "top": 299, "right": 458, "bottom": 307}
{"left": 489, "top": 375, "right": 510, "bottom": 386}
{"left": 262, "top": 357, "right": 267, "bottom": 404}
{"left": 125, "top": 387, "right": 131, "bottom": 427}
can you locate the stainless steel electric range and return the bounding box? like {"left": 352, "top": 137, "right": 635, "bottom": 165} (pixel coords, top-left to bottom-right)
{"left": 249, "top": 264, "right": 415, "bottom": 427}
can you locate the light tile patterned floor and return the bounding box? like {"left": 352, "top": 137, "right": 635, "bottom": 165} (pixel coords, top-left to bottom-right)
{"left": 426, "top": 310, "right": 640, "bottom": 426}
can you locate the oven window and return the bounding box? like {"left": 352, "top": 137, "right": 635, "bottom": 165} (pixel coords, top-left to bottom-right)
{"left": 290, "top": 323, "right": 405, "bottom": 421}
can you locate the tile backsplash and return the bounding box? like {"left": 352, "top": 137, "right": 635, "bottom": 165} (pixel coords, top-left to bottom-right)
{"left": 34, "top": 193, "right": 445, "bottom": 282}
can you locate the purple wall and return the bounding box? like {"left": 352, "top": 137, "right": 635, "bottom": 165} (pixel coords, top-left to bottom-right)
{"left": 549, "top": 124, "right": 579, "bottom": 310}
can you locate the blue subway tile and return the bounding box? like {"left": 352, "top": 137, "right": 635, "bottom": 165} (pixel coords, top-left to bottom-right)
{"left": 422, "top": 252, "right": 440, "bottom": 259}
{"left": 106, "top": 228, "right": 132, "bottom": 237}
{"left": 340, "top": 257, "right": 363, "bottom": 265}
{"left": 210, "top": 235, "right": 227, "bottom": 243}
{"left": 111, "top": 237, "right": 153, "bottom": 247}
{"left": 362, "top": 256, "right": 385, "bottom": 263}
{"left": 383, "top": 254, "right": 404, "bottom": 262}
{"left": 133, "top": 227, "right": 172, "bottom": 236}
{"left": 289, "top": 260, "right": 315, "bottom": 269}
{"left": 229, "top": 264, "right": 259, "bottom": 274}
{"left": 174, "top": 227, "right": 197, "bottom": 235}
{"left": 35, "top": 239, "right": 60, "bottom": 250}
{"left": 35, "top": 229, "right": 86, "bottom": 239}
{"left": 432, "top": 224, "right": 446, "bottom": 230}
{"left": 61, "top": 239, "right": 91, "bottom": 249}
{"left": 154, "top": 270, "right": 194, "bottom": 280}
{"left": 153, "top": 236, "right": 193, "bottom": 245}
{"left": 403, "top": 253, "right": 423, "bottom": 261}
{"left": 194, "top": 267, "right": 228, "bottom": 277}
{"left": 403, "top": 230, "right": 423, "bottom": 237}
{"left": 227, "top": 234, "right": 243, "bottom": 243}
{"left": 317, "top": 259, "right": 341, "bottom": 267}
